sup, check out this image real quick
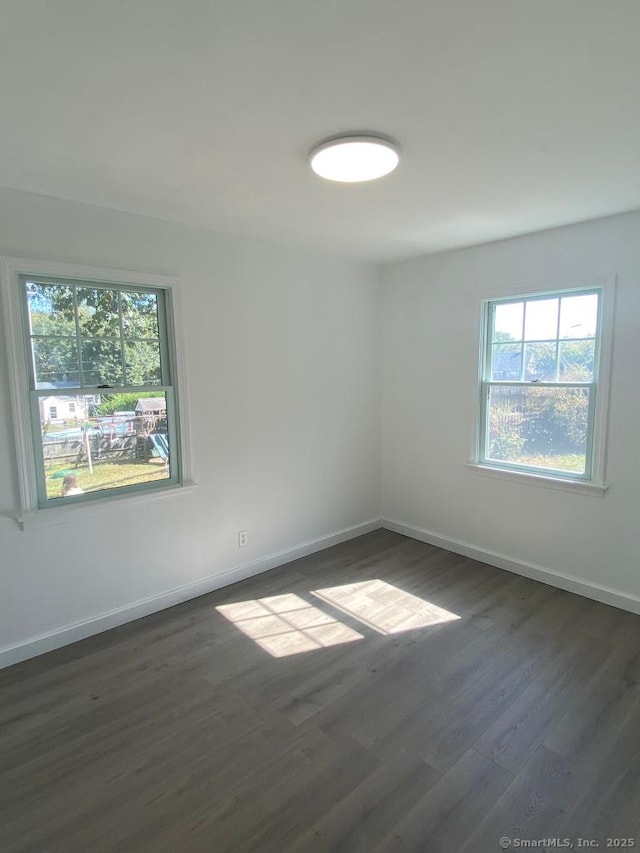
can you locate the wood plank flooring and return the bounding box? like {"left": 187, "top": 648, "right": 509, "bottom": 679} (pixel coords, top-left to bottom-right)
{"left": 1, "top": 529, "right": 639, "bottom": 852}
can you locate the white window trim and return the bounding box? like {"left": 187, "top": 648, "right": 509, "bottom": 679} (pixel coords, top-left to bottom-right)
{"left": 465, "top": 461, "right": 608, "bottom": 497}
{"left": 0, "top": 256, "right": 197, "bottom": 530}
{"left": 469, "top": 276, "right": 616, "bottom": 494}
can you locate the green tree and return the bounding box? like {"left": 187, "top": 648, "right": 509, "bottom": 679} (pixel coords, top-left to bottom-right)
{"left": 28, "top": 308, "right": 79, "bottom": 386}
{"left": 558, "top": 339, "right": 594, "bottom": 382}
{"left": 28, "top": 282, "right": 161, "bottom": 387}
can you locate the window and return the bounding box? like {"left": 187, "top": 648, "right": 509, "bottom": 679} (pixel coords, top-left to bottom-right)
{"left": 477, "top": 285, "right": 611, "bottom": 485}
{"left": 1, "top": 258, "right": 186, "bottom": 517}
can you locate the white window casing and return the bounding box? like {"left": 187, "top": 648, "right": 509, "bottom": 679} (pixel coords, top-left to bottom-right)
{"left": 469, "top": 277, "right": 615, "bottom": 496}
{"left": 0, "top": 257, "right": 196, "bottom": 529}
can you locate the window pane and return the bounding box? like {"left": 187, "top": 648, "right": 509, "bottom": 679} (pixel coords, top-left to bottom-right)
{"left": 491, "top": 343, "right": 522, "bottom": 380}
{"left": 524, "top": 342, "right": 557, "bottom": 381}
{"left": 77, "top": 288, "right": 121, "bottom": 338}
{"left": 121, "top": 291, "right": 160, "bottom": 340}
{"left": 493, "top": 302, "right": 523, "bottom": 342}
{"left": 524, "top": 298, "right": 558, "bottom": 341}
{"left": 26, "top": 282, "right": 76, "bottom": 336}
{"left": 125, "top": 341, "right": 161, "bottom": 385}
{"left": 40, "top": 392, "right": 171, "bottom": 500}
{"left": 559, "top": 339, "right": 595, "bottom": 382}
{"left": 32, "top": 338, "right": 80, "bottom": 388}
{"left": 81, "top": 340, "right": 124, "bottom": 386}
{"left": 486, "top": 385, "right": 589, "bottom": 474}
{"left": 559, "top": 294, "right": 598, "bottom": 339}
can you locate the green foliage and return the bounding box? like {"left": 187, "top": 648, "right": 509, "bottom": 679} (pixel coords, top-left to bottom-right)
{"left": 509, "top": 386, "right": 589, "bottom": 455}
{"left": 491, "top": 381, "right": 590, "bottom": 464}
{"left": 489, "top": 405, "right": 526, "bottom": 460}
{"left": 27, "top": 282, "right": 161, "bottom": 387}
{"left": 28, "top": 303, "right": 78, "bottom": 385}
{"left": 515, "top": 453, "right": 585, "bottom": 473}
{"left": 124, "top": 341, "right": 161, "bottom": 385}
{"left": 535, "top": 388, "right": 589, "bottom": 452}
{"left": 558, "top": 340, "right": 593, "bottom": 382}
{"left": 97, "top": 392, "right": 158, "bottom": 415}
{"left": 524, "top": 342, "right": 555, "bottom": 380}
{"left": 491, "top": 338, "right": 594, "bottom": 457}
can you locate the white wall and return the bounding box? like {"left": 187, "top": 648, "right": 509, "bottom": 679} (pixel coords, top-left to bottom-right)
{"left": 0, "top": 188, "right": 381, "bottom": 664}
{"left": 381, "top": 210, "right": 640, "bottom": 609}
{"left": 3, "top": 190, "right": 638, "bottom": 666}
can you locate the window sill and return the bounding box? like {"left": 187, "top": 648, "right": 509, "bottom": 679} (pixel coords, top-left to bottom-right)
{"left": 11, "top": 480, "right": 199, "bottom": 531}
{"left": 466, "top": 463, "right": 608, "bottom": 497}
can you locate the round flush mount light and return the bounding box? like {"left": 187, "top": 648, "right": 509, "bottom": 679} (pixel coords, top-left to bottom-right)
{"left": 309, "top": 133, "right": 400, "bottom": 183}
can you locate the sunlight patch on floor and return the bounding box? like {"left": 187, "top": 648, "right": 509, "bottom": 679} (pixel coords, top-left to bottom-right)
{"left": 312, "top": 580, "right": 460, "bottom": 634}
{"left": 216, "top": 593, "right": 363, "bottom": 657}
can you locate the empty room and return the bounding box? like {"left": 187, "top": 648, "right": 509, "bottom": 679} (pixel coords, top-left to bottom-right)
{"left": 1, "top": 2, "right": 639, "bottom": 851}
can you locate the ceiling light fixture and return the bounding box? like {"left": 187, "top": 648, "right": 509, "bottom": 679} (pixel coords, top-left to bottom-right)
{"left": 309, "top": 133, "right": 400, "bottom": 183}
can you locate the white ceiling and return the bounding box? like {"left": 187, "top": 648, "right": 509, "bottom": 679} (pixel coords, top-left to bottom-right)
{"left": 1, "top": 0, "right": 639, "bottom": 261}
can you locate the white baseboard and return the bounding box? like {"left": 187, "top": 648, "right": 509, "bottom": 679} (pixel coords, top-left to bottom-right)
{"left": 383, "top": 517, "right": 640, "bottom": 617}
{"left": 0, "top": 518, "right": 382, "bottom": 670}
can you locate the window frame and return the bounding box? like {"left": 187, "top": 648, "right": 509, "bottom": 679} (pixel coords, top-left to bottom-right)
{"left": 1, "top": 257, "right": 195, "bottom": 527}
{"left": 472, "top": 279, "right": 615, "bottom": 494}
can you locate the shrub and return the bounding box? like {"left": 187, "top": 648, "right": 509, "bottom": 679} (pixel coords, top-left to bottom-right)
{"left": 98, "top": 392, "right": 157, "bottom": 415}
{"left": 489, "top": 407, "right": 525, "bottom": 460}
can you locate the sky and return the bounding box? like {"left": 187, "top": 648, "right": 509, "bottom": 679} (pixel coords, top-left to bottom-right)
{"left": 494, "top": 293, "right": 598, "bottom": 342}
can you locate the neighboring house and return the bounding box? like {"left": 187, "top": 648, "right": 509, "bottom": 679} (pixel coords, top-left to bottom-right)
{"left": 135, "top": 397, "right": 167, "bottom": 415}
{"left": 492, "top": 349, "right": 521, "bottom": 380}
{"left": 39, "top": 396, "right": 86, "bottom": 423}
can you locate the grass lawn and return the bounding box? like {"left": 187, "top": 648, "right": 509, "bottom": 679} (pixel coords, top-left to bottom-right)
{"left": 496, "top": 452, "right": 586, "bottom": 473}
{"left": 45, "top": 459, "right": 168, "bottom": 499}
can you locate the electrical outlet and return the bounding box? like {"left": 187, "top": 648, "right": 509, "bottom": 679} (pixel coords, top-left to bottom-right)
{"left": 238, "top": 529, "right": 248, "bottom": 548}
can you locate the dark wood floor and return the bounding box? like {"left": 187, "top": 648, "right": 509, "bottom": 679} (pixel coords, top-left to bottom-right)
{"left": 1, "top": 529, "right": 639, "bottom": 852}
